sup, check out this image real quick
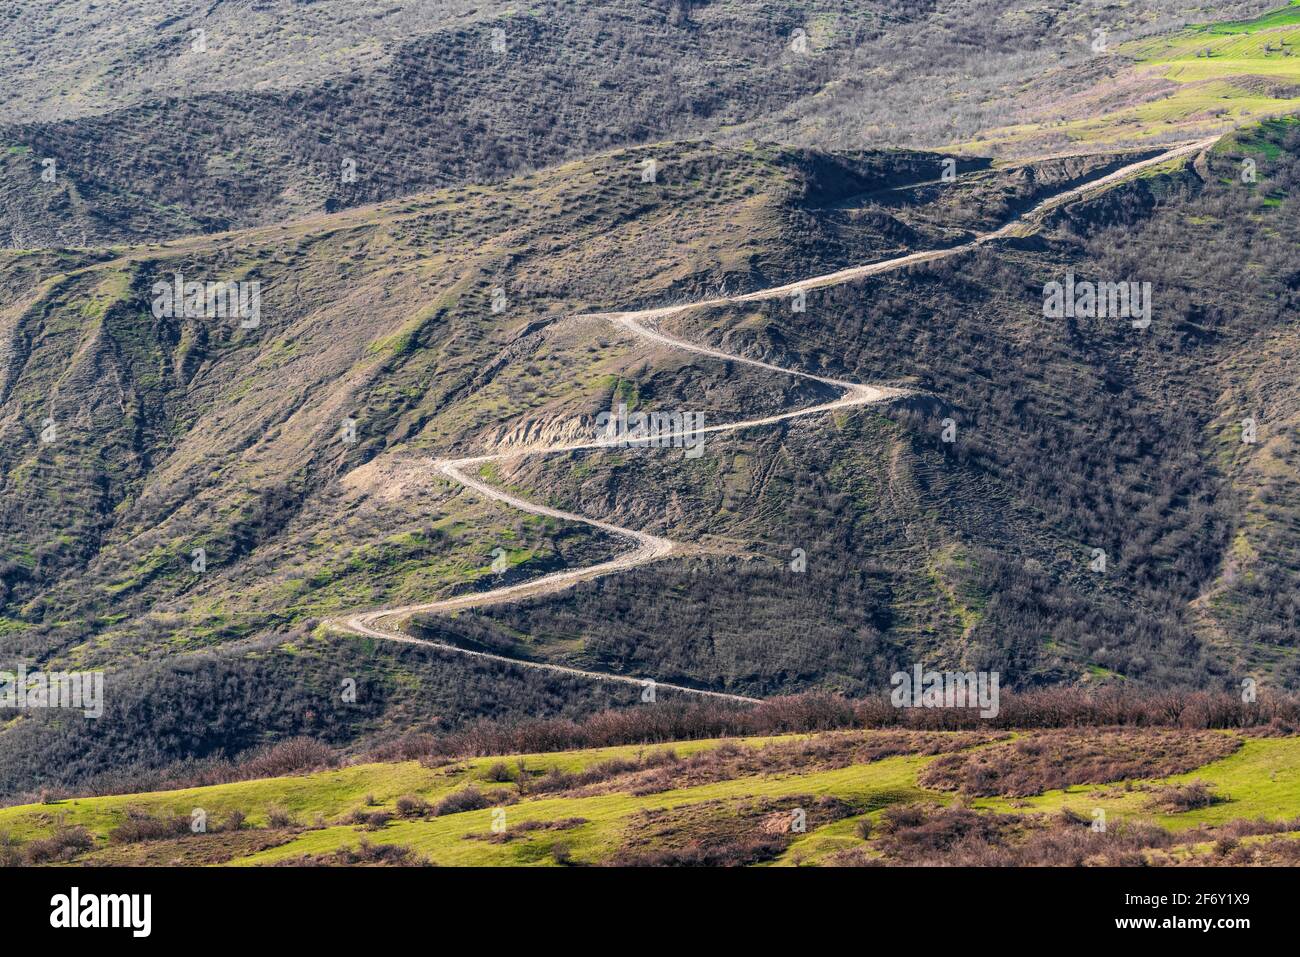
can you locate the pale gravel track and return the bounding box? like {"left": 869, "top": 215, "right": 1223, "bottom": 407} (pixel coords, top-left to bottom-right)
{"left": 326, "top": 138, "right": 1215, "bottom": 702}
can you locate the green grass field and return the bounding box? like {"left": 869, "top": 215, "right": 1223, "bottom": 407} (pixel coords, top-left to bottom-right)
{"left": 963, "top": 2, "right": 1300, "bottom": 154}
{"left": 4, "top": 729, "right": 1298, "bottom": 866}
{"left": 1199, "top": 3, "right": 1300, "bottom": 34}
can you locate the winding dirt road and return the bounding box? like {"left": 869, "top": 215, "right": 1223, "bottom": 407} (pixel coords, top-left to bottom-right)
{"left": 326, "top": 138, "right": 1214, "bottom": 702}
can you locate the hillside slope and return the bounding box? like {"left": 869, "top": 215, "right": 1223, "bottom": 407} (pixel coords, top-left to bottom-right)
{"left": 4, "top": 719, "right": 1299, "bottom": 866}
{"left": 1, "top": 0, "right": 1281, "bottom": 247}
{"left": 417, "top": 120, "right": 1300, "bottom": 697}
{"left": 0, "top": 121, "right": 1296, "bottom": 800}
{"left": 1, "top": 138, "right": 1160, "bottom": 797}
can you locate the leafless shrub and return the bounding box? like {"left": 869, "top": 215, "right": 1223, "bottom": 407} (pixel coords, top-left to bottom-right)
{"left": 1217, "top": 815, "right": 1300, "bottom": 838}
{"left": 1218, "top": 836, "right": 1300, "bottom": 865}
{"left": 919, "top": 729, "right": 1239, "bottom": 797}
{"left": 852, "top": 803, "right": 1178, "bottom": 866}
{"left": 275, "top": 839, "right": 431, "bottom": 866}
{"left": 266, "top": 804, "right": 297, "bottom": 828}
{"left": 395, "top": 795, "right": 431, "bottom": 817}
{"left": 346, "top": 808, "right": 394, "bottom": 830}
{"left": 610, "top": 835, "right": 786, "bottom": 867}
{"left": 1146, "top": 780, "right": 1222, "bottom": 812}
{"left": 22, "top": 825, "right": 93, "bottom": 864}
{"left": 464, "top": 816, "right": 588, "bottom": 844}
{"left": 109, "top": 807, "right": 191, "bottom": 844}
{"left": 0, "top": 830, "right": 23, "bottom": 867}
{"left": 374, "top": 689, "right": 1300, "bottom": 767}
{"left": 433, "top": 786, "right": 492, "bottom": 817}
{"left": 236, "top": 737, "right": 337, "bottom": 780}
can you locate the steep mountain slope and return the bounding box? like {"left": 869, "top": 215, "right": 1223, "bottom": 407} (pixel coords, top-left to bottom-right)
{"left": 414, "top": 121, "right": 1300, "bottom": 696}
{"left": 0, "top": 0, "right": 1279, "bottom": 247}
{"left": 2, "top": 139, "right": 1133, "bottom": 796}
{"left": 2, "top": 5, "right": 1298, "bottom": 803}
{"left": 2, "top": 121, "right": 1294, "bottom": 800}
